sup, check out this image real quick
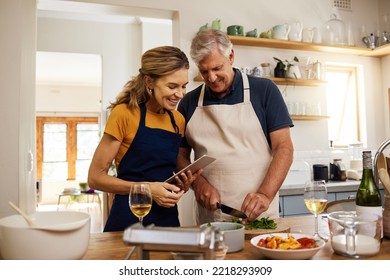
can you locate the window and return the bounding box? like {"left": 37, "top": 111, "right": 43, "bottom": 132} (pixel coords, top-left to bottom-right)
{"left": 325, "top": 65, "right": 361, "bottom": 147}
{"left": 36, "top": 117, "right": 100, "bottom": 181}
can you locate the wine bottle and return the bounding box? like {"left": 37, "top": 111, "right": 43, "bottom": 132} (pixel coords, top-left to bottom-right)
{"left": 355, "top": 151, "right": 382, "bottom": 217}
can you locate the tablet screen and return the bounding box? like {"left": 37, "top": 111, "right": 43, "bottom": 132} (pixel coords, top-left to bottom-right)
{"left": 165, "top": 155, "right": 216, "bottom": 184}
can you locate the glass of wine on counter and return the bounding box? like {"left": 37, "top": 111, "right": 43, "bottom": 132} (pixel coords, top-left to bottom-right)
{"left": 129, "top": 183, "right": 152, "bottom": 227}
{"left": 304, "top": 180, "right": 328, "bottom": 241}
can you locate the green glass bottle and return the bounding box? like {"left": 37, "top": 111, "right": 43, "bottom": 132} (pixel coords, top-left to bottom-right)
{"left": 355, "top": 151, "right": 382, "bottom": 216}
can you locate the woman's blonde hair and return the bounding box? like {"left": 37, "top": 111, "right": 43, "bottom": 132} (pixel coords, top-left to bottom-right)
{"left": 108, "top": 46, "right": 189, "bottom": 110}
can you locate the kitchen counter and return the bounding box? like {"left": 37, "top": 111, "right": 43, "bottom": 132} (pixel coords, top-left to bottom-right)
{"left": 279, "top": 180, "right": 385, "bottom": 217}
{"left": 82, "top": 215, "right": 390, "bottom": 260}
{"left": 280, "top": 180, "right": 361, "bottom": 196}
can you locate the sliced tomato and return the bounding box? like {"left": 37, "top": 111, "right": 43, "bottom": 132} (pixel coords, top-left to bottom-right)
{"left": 297, "top": 237, "right": 318, "bottom": 248}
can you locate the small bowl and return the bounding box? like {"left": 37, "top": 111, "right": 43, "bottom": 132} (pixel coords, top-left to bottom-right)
{"left": 201, "top": 222, "right": 245, "bottom": 253}
{"left": 0, "top": 211, "right": 90, "bottom": 259}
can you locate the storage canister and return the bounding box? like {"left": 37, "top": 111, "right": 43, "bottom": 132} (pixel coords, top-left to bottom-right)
{"left": 313, "top": 164, "right": 328, "bottom": 182}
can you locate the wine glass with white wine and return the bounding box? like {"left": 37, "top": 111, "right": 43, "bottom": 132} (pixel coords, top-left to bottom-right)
{"left": 129, "top": 183, "right": 152, "bottom": 227}
{"left": 304, "top": 180, "right": 328, "bottom": 241}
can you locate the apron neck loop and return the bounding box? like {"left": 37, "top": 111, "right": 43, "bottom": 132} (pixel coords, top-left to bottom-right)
{"left": 198, "top": 72, "right": 251, "bottom": 107}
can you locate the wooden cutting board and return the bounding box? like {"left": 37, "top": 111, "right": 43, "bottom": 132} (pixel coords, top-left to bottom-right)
{"left": 244, "top": 218, "right": 291, "bottom": 240}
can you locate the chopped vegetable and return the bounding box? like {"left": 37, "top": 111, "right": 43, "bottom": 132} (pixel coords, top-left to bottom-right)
{"left": 247, "top": 217, "right": 278, "bottom": 230}
{"left": 231, "top": 217, "right": 278, "bottom": 230}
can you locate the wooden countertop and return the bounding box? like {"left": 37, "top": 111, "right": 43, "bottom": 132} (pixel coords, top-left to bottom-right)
{"left": 82, "top": 215, "right": 390, "bottom": 260}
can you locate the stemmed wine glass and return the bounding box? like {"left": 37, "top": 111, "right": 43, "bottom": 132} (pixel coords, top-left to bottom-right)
{"left": 129, "top": 183, "right": 152, "bottom": 227}
{"left": 304, "top": 180, "right": 328, "bottom": 241}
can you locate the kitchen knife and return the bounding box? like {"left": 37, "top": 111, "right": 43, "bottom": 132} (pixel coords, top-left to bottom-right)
{"left": 217, "top": 202, "right": 247, "bottom": 219}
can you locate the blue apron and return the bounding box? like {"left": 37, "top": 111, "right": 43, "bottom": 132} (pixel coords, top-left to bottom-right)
{"left": 103, "top": 103, "right": 182, "bottom": 232}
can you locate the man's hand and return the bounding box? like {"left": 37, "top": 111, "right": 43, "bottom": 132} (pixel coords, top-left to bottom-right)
{"left": 241, "top": 192, "right": 271, "bottom": 221}
{"left": 192, "top": 176, "right": 220, "bottom": 210}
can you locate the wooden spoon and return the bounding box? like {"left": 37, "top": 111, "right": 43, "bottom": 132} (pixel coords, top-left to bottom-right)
{"left": 8, "top": 201, "right": 37, "bottom": 227}
{"left": 8, "top": 201, "right": 89, "bottom": 231}
{"left": 377, "top": 152, "right": 387, "bottom": 170}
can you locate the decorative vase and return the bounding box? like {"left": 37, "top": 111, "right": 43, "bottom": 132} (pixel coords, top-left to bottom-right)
{"left": 274, "top": 62, "right": 286, "bottom": 78}
{"left": 286, "top": 65, "right": 301, "bottom": 79}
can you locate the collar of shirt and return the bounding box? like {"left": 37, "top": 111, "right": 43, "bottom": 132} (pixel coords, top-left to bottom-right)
{"left": 206, "top": 68, "right": 242, "bottom": 100}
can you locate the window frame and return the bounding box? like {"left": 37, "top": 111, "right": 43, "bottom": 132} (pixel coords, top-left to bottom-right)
{"left": 325, "top": 64, "right": 362, "bottom": 147}
{"left": 36, "top": 116, "right": 99, "bottom": 180}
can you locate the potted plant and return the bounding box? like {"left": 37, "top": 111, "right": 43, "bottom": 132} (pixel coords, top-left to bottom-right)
{"left": 273, "top": 56, "right": 300, "bottom": 78}
{"left": 79, "top": 182, "right": 89, "bottom": 192}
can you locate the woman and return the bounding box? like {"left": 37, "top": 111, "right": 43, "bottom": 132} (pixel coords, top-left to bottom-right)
{"left": 88, "top": 46, "right": 199, "bottom": 232}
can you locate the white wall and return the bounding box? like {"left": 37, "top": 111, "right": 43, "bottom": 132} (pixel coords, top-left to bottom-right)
{"left": 37, "top": 17, "right": 137, "bottom": 111}
{"left": 36, "top": 84, "right": 101, "bottom": 113}
{"left": 1, "top": 0, "right": 390, "bottom": 224}
{"left": 0, "top": 0, "right": 36, "bottom": 217}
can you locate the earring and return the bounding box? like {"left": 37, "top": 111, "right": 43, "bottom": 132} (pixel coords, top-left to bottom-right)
{"left": 148, "top": 88, "right": 153, "bottom": 94}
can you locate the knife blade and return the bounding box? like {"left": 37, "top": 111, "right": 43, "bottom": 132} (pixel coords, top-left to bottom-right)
{"left": 217, "top": 203, "right": 247, "bottom": 219}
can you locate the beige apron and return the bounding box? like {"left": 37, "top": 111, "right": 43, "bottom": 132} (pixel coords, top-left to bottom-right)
{"left": 186, "top": 74, "right": 279, "bottom": 224}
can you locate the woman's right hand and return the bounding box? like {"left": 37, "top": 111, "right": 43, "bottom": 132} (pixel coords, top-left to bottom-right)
{"left": 149, "top": 182, "right": 184, "bottom": 208}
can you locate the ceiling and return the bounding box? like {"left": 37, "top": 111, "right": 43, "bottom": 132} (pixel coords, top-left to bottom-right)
{"left": 36, "top": 51, "right": 102, "bottom": 86}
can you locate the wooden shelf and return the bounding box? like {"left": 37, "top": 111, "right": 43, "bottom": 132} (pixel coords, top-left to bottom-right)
{"left": 364, "top": 43, "right": 390, "bottom": 57}
{"left": 267, "top": 77, "right": 326, "bottom": 86}
{"left": 194, "top": 74, "right": 325, "bottom": 86}
{"left": 228, "top": 36, "right": 390, "bottom": 57}
{"left": 291, "top": 115, "right": 329, "bottom": 121}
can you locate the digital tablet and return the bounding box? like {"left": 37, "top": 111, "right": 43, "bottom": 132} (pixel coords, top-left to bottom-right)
{"left": 165, "top": 155, "right": 216, "bottom": 184}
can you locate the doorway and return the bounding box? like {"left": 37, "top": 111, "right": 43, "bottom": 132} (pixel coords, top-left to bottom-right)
{"left": 36, "top": 2, "right": 175, "bottom": 230}
{"left": 36, "top": 51, "right": 103, "bottom": 232}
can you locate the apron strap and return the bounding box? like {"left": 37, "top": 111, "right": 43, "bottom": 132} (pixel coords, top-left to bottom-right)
{"left": 242, "top": 73, "right": 250, "bottom": 103}
{"left": 198, "top": 84, "right": 206, "bottom": 107}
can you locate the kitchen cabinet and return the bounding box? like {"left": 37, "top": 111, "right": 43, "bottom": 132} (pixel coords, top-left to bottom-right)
{"left": 228, "top": 35, "right": 390, "bottom": 57}
{"left": 280, "top": 193, "right": 336, "bottom": 217}
{"left": 279, "top": 186, "right": 385, "bottom": 217}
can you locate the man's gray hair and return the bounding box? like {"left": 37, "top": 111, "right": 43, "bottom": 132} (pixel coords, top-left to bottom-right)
{"left": 190, "top": 29, "right": 233, "bottom": 65}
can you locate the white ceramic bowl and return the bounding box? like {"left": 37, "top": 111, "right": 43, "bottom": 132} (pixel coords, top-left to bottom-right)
{"left": 250, "top": 233, "right": 326, "bottom": 260}
{"left": 0, "top": 211, "right": 90, "bottom": 260}
{"left": 201, "top": 222, "right": 245, "bottom": 253}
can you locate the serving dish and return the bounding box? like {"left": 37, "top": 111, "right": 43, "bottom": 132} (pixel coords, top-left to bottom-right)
{"left": 250, "top": 233, "right": 326, "bottom": 260}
